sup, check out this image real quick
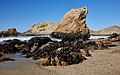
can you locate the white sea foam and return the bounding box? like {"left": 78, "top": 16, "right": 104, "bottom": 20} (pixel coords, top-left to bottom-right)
{"left": 0, "top": 35, "right": 62, "bottom": 42}
{"left": 0, "top": 36, "right": 34, "bottom": 42}
{"left": 89, "top": 35, "right": 109, "bottom": 39}
{"left": 0, "top": 35, "right": 109, "bottom": 42}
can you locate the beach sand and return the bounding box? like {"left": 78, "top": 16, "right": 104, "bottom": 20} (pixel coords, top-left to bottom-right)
{"left": 0, "top": 41, "right": 120, "bottom": 75}
{"left": 0, "top": 62, "right": 52, "bottom": 75}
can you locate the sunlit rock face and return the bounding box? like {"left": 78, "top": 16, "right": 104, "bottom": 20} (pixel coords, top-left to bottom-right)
{"left": 54, "top": 6, "right": 90, "bottom": 34}
{"left": 26, "top": 22, "right": 59, "bottom": 34}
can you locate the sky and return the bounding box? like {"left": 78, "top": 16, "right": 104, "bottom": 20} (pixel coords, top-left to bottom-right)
{"left": 0, "top": 0, "right": 120, "bottom": 32}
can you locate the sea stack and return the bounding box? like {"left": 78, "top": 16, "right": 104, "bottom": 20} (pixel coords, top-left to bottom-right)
{"left": 51, "top": 6, "right": 90, "bottom": 39}
{"left": 54, "top": 6, "right": 90, "bottom": 34}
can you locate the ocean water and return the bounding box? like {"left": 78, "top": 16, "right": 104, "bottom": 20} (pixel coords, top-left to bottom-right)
{"left": 0, "top": 35, "right": 109, "bottom": 42}
{"left": 0, "top": 35, "right": 62, "bottom": 42}
{"left": 0, "top": 53, "right": 35, "bottom": 68}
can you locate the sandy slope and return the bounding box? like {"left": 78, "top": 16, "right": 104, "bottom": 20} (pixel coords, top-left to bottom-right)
{"left": 0, "top": 41, "right": 120, "bottom": 75}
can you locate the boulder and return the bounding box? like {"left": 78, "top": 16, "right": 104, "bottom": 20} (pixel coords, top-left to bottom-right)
{"left": 0, "top": 39, "right": 25, "bottom": 54}
{"left": 54, "top": 6, "right": 90, "bottom": 34}
{"left": 31, "top": 39, "right": 95, "bottom": 66}
{"left": 108, "top": 33, "right": 120, "bottom": 42}
{"left": 22, "top": 37, "right": 52, "bottom": 57}
{"left": 40, "top": 40, "right": 90, "bottom": 66}
{"left": 0, "top": 28, "right": 18, "bottom": 37}
{"left": 6, "top": 28, "right": 18, "bottom": 34}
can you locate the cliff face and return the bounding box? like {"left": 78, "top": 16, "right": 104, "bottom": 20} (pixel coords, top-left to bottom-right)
{"left": 90, "top": 26, "right": 120, "bottom": 35}
{"left": 25, "top": 22, "right": 59, "bottom": 34}
{"left": 54, "top": 6, "right": 90, "bottom": 34}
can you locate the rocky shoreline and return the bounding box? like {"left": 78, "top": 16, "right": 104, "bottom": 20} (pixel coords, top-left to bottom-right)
{"left": 0, "top": 33, "right": 92, "bottom": 65}
{"left": 0, "top": 33, "right": 120, "bottom": 75}
{"left": 0, "top": 32, "right": 119, "bottom": 65}
{"left": 0, "top": 45, "right": 120, "bottom": 75}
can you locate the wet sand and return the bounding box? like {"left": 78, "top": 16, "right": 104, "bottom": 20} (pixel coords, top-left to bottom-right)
{"left": 0, "top": 62, "right": 52, "bottom": 75}
{"left": 0, "top": 41, "right": 120, "bottom": 75}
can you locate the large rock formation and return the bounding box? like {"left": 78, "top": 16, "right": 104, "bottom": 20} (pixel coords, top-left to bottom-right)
{"left": 25, "top": 22, "right": 59, "bottom": 34}
{"left": 54, "top": 6, "right": 90, "bottom": 34}
{"left": 90, "top": 26, "right": 120, "bottom": 35}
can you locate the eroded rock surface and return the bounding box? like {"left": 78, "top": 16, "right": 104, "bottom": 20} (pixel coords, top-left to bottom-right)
{"left": 25, "top": 22, "right": 59, "bottom": 34}
{"left": 54, "top": 6, "right": 90, "bottom": 34}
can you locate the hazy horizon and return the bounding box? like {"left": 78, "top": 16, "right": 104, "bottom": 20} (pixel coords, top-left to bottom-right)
{"left": 0, "top": 0, "right": 120, "bottom": 32}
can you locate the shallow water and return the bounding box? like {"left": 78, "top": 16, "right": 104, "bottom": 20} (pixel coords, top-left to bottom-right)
{"left": 0, "top": 53, "right": 35, "bottom": 68}
{"left": 4, "top": 53, "right": 34, "bottom": 62}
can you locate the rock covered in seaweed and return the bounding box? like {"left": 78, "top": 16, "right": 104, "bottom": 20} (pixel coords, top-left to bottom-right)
{"left": 0, "top": 39, "right": 24, "bottom": 54}
{"left": 27, "top": 38, "right": 95, "bottom": 66}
